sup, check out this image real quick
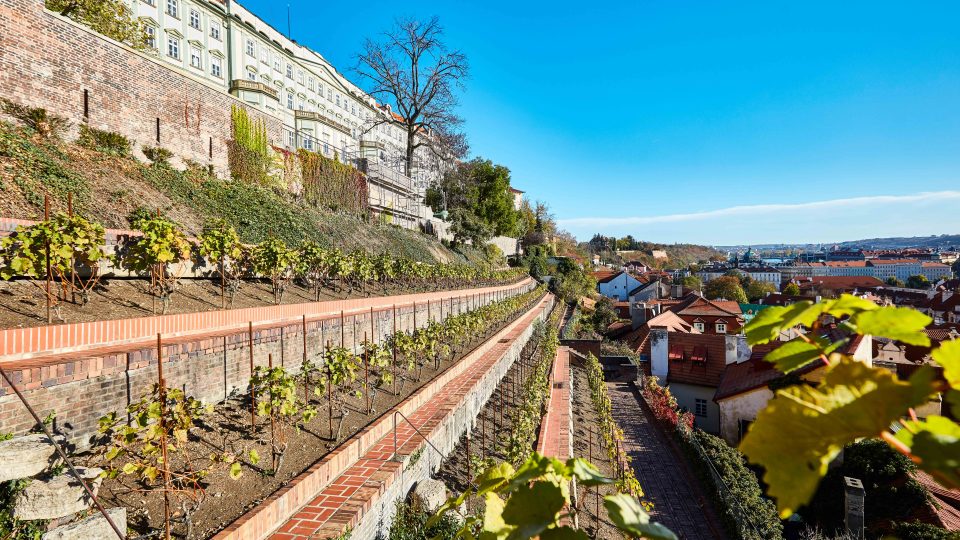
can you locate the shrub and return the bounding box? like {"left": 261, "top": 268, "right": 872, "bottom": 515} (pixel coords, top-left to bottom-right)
{"left": 388, "top": 497, "right": 459, "bottom": 540}
{"left": 893, "top": 521, "right": 960, "bottom": 540}
{"left": 683, "top": 429, "right": 784, "bottom": 540}
{"left": 142, "top": 145, "right": 173, "bottom": 165}
{"left": 0, "top": 99, "right": 70, "bottom": 139}
{"left": 78, "top": 124, "right": 130, "bottom": 156}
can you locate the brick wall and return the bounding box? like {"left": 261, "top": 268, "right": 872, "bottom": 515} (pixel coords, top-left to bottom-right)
{"left": 0, "top": 0, "right": 282, "bottom": 175}
{"left": 0, "top": 281, "right": 537, "bottom": 447}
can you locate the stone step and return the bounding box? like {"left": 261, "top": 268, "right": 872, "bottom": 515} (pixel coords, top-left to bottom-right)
{"left": 14, "top": 467, "right": 104, "bottom": 521}
{"left": 42, "top": 508, "right": 127, "bottom": 540}
{"left": 0, "top": 433, "right": 62, "bottom": 482}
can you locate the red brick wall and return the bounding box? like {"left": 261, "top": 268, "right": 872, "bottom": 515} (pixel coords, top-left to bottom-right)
{"left": 0, "top": 282, "right": 537, "bottom": 447}
{"left": 0, "top": 0, "right": 282, "bottom": 174}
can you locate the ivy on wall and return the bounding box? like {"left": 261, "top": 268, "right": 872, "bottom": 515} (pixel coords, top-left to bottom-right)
{"left": 297, "top": 149, "right": 368, "bottom": 216}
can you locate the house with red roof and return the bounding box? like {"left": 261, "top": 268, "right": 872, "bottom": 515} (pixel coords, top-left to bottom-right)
{"left": 596, "top": 270, "right": 643, "bottom": 301}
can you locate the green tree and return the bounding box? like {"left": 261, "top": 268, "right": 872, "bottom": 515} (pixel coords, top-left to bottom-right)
{"left": 590, "top": 296, "right": 619, "bottom": 333}
{"left": 46, "top": 0, "right": 146, "bottom": 47}
{"left": 906, "top": 274, "right": 931, "bottom": 289}
{"left": 746, "top": 280, "right": 777, "bottom": 302}
{"left": 468, "top": 159, "right": 520, "bottom": 237}
{"left": 704, "top": 276, "right": 748, "bottom": 303}
{"left": 448, "top": 207, "right": 492, "bottom": 247}
{"left": 681, "top": 275, "right": 703, "bottom": 291}
{"left": 886, "top": 276, "right": 905, "bottom": 287}
{"left": 783, "top": 282, "right": 801, "bottom": 296}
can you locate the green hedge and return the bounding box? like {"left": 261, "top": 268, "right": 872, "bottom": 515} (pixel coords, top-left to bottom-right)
{"left": 679, "top": 429, "right": 784, "bottom": 540}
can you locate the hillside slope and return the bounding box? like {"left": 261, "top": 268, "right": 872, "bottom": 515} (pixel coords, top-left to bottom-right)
{"left": 614, "top": 243, "right": 725, "bottom": 268}
{"left": 0, "top": 122, "right": 471, "bottom": 263}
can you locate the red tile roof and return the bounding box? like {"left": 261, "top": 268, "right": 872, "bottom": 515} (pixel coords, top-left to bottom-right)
{"left": 799, "top": 276, "right": 885, "bottom": 290}
{"left": 915, "top": 471, "right": 960, "bottom": 531}
{"left": 664, "top": 333, "right": 728, "bottom": 387}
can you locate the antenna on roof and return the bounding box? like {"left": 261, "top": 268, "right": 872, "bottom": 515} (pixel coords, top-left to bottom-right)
{"left": 287, "top": 4, "right": 292, "bottom": 40}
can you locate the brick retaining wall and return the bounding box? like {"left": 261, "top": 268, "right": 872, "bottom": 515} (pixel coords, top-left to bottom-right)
{"left": 0, "top": 280, "right": 536, "bottom": 447}
{"left": 0, "top": 0, "right": 282, "bottom": 175}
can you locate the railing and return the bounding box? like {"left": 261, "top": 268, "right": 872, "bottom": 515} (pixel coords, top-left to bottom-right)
{"left": 294, "top": 109, "right": 352, "bottom": 135}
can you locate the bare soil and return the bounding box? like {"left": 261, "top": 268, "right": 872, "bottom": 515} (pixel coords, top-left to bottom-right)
{"left": 0, "top": 277, "right": 513, "bottom": 330}
{"left": 80, "top": 294, "right": 544, "bottom": 540}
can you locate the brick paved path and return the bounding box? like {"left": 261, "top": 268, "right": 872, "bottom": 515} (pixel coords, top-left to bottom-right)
{"left": 607, "top": 382, "right": 726, "bottom": 540}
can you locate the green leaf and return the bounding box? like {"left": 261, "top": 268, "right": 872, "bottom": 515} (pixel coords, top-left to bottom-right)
{"left": 740, "top": 359, "right": 937, "bottom": 518}
{"left": 744, "top": 302, "right": 823, "bottom": 346}
{"left": 931, "top": 339, "right": 960, "bottom": 387}
{"left": 822, "top": 294, "right": 879, "bottom": 318}
{"left": 229, "top": 462, "right": 243, "bottom": 480}
{"left": 895, "top": 415, "right": 960, "bottom": 490}
{"left": 248, "top": 449, "right": 260, "bottom": 465}
{"left": 604, "top": 493, "right": 677, "bottom": 540}
{"left": 566, "top": 457, "right": 613, "bottom": 487}
{"left": 761, "top": 338, "right": 826, "bottom": 374}
{"left": 476, "top": 461, "right": 515, "bottom": 495}
{"left": 481, "top": 492, "right": 510, "bottom": 539}
{"left": 501, "top": 481, "right": 566, "bottom": 539}
{"left": 852, "top": 307, "right": 931, "bottom": 346}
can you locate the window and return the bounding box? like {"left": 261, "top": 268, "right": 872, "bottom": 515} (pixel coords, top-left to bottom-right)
{"left": 695, "top": 399, "right": 708, "bottom": 418}
{"left": 189, "top": 46, "right": 202, "bottom": 68}
{"left": 286, "top": 63, "right": 293, "bottom": 79}
{"left": 142, "top": 0, "right": 156, "bottom": 5}
{"left": 246, "top": 39, "right": 256, "bottom": 57}
{"left": 210, "top": 21, "right": 221, "bottom": 40}
{"left": 144, "top": 25, "right": 157, "bottom": 49}
{"left": 189, "top": 9, "right": 200, "bottom": 29}
{"left": 693, "top": 322, "right": 705, "bottom": 332}
{"left": 246, "top": 69, "right": 256, "bottom": 81}
{"left": 297, "top": 70, "right": 304, "bottom": 84}
{"left": 211, "top": 56, "right": 222, "bottom": 78}
{"left": 716, "top": 322, "right": 727, "bottom": 334}
{"left": 335, "top": 94, "right": 340, "bottom": 107}
{"left": 298, "top": 98, "right": 304, "bottom": 110}
{"left": 308, "top": 77, "right": 314, "bottom": 91}
{"left": 327, "top": 88, "right": 332, "bottom": 101}
{"left": 286, "top": 91, "right": 294, "bottom": 110}
{"left": 166, "top": 35, "right": 180, "bottom": 59}
{"left": 166, "top": 0, "right": 178, "bottom": 18}
{"left": 273, "top": 55, "right": 281, "bottom": 72}
{"left": 287, "top": 130, "right": 295, "bottom": 148}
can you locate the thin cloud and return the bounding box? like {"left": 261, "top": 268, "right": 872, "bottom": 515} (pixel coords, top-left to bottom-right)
{"left": 558, "top": 191, "right": 960, "bottom": 228}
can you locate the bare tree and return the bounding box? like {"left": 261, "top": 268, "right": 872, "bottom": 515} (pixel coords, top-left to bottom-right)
{"left": 355, "top": 17, "right": 469, "bottom": 176}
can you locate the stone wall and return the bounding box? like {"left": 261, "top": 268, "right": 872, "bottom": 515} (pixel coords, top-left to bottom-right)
{"left": 0, "top": 0, "right": 282, "bottom": 175}
{"left": 0, "top": 282, "right": 537, "bottom": 447}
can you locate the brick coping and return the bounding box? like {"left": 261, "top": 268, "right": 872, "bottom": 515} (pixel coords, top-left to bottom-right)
{"left": 212, "top": 295, "right": 552, "bottom": 540}
{"left": 536, "top": 346, "right": 572, "bottom": 460}
{"left": 0, "top": 278, "right": 534, "bottom": 363}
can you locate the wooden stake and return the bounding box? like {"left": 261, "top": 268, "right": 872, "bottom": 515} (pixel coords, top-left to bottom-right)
{"left": 44, "top": 194, "right": 51, "bottom": 324}
{"left": 249, "top": 322, "right": 256, "bottom": 431}
{"left": 157, "top": 334, "right": 171, "bottom": 540}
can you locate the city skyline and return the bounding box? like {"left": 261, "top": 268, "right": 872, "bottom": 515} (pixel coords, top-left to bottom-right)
{"left": 245, "top": 0, "right": 960, "bottom": 244}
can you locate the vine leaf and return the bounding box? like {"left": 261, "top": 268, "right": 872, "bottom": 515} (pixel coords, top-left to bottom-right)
{"left": 229, "top": 462, "right": 242, "bottom": 480}
{"left": 567, "top": 457, "right": 613, "bottom": 487}
{"left": 604, "top": 493, "right": 678, "bottom": 540}
{"left": 895, "top": 415, "right": 960, "bottom": 490}
{"left": 481, "top": 492, "right": 509, "bottom": 539}
{"left": 739, "top": 358, "right": 937, "bottom": 517}
{"left": 762, "top": 337, "right": 831, "bottom": 374}
{"left": 744, "top": 302, "right": 823, "bottom": 345}
{"left": 501, "top": 481, "right": 565, "bottom": 539}
{"left": 851, "top": 307, "right": 931, "bottom": 347}
{"left": 931, "top": 339, "right": 960, "bottom": 387}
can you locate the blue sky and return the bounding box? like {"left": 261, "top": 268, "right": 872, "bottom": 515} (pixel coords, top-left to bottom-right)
{"left": 243, "top": 0, "right": 960, "bottom": 245}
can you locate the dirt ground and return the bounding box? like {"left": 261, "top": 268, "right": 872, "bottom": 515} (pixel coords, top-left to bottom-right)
{"left": 79, "top": 294, "right": 543, "bottom": 540}
{"left": 0, "top": 277, "right": 513, "bottom": 329}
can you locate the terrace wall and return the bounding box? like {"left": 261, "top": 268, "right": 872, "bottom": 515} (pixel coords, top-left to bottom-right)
{"left": 0, "top": 280, "right": 537, "bottom": 447}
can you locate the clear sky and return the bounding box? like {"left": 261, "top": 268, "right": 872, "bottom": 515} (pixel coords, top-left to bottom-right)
{"left": 242, "top": 0, "right": 960, "bottom": 245}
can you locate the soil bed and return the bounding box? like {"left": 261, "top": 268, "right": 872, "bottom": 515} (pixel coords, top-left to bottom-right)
{"left": 79, "top": 293, "right": 545, "bottom": 539}
{"left": 0, "top": 276, "right": 520, "bottom": 330}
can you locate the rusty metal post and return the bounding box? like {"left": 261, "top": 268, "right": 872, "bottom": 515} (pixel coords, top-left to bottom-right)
{"left": 44, "top": 194, "right": 51, "bottom": 324}
{"left": 157, "top": 334, "right": 172, "bottom": 540}
{"left": 303, "top": 315, "right": 309, "bottom": 403}
{"left": 392, "top": 304, "right": 398, "bottom": 395}
{"left": 67, "top": 193, "right": 76, "bottom": 305}
{"left": 364, "top": 332, "right": 370, "bottom": 413}
{"left": 340, "top": 310, "right": 345, "bottom": 348}
{"left": 326, "top": 340, "right": 333, "bottom": 439}
{"left": 248, "top": 322, "right": 256, "bottom": 431}
{"left": 268, "top": 353, "right": 277, "bottom": 470}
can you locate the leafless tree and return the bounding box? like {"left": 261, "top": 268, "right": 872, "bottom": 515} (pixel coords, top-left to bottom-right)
{"left": 355, "top": 17, "right": 469, "bottom": 177}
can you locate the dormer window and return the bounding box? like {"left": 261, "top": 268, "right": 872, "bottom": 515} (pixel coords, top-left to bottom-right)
{"left": 693, "top": 321, "right": 705, "bottom": 332}
{"left": 716, "top": 322, "right": 727, "bottom": 334}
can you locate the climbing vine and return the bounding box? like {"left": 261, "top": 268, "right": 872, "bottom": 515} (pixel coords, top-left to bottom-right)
{"left": 297, "top": 149, "right": 368, "bottom": 215}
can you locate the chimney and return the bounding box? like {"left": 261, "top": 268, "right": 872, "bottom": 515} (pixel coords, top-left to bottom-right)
{"left": 672, "top": 284, "right": 682, "bottom": 299}
{"left": 630, "top": 302, "right": 647, "bottom": 330}
{"left": 650, "top": 328, "right": 669, "bottom": 381}
{"left": 725, "top": 334, "right": 751, "bottom": 364}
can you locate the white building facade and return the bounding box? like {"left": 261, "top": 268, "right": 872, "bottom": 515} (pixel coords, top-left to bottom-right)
{"left": 129, "top": 0, "right": 444, "bottom": 228}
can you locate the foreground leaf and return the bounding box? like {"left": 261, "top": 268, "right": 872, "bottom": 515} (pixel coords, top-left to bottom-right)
{"left": 761, "top": 338, "right": 826, "bottom": 374}
{"left": 896, "top": 415, "right": 960, "bottom": 490}
{"left": 931, "top": 339, "right": 960, "bottom": 387}
{"left": 852, "top": 307, "right": 931, "bottom": 347}
{"left": 740, "top": 358, "right": 936, "bottom": 517}
{"left": 502, "top": 481, "right": 566, "bottom": 539}
{"left": 604, "top": 493, "right": 677, "bottom": 540}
